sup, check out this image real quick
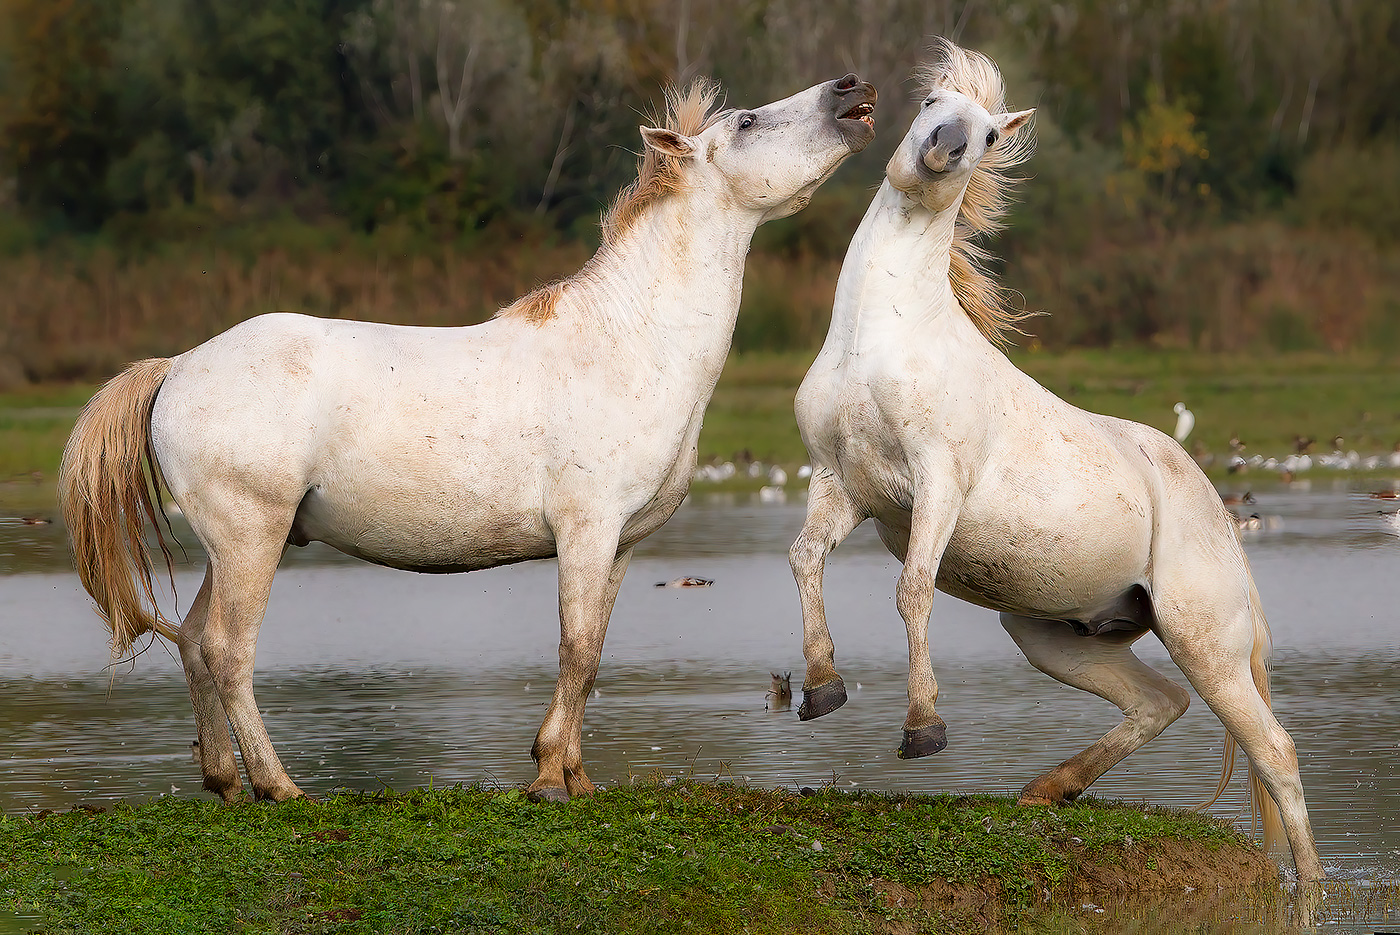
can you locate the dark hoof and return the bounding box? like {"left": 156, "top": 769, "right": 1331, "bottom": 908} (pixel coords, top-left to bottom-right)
{"left": 527, "top": 786, "right": 569, "bottom": 804}
{"left": 897, "top": 720, "right": 947, "bottom": 759}
{"left": 798, "top": 679, "right": 848, "bottom": 721}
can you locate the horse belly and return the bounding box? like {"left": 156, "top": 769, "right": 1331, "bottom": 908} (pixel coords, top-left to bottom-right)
{"left": 291, "top": 481, "right": 554, "bottom": 573}
{"left": 936, "top": 498, "right": 1150, "bottom": 618}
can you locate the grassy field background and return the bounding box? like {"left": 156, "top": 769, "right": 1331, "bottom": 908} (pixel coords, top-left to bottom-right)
{"left": 3, "top": 348, "right": 1398, "bottom": 509}
{"left": 700, "top": 348, "right": 1400, "bottom": 474}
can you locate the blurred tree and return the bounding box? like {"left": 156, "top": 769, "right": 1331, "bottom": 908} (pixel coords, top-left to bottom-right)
{"left": 0, "top": 0, "right": 124, "bottom": 227}
{"left": 1122, "top": 85, "right": 1208, "bottom": 207}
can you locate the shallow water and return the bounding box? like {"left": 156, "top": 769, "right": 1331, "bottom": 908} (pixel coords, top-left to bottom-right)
{"left": 2, "top": 479, "right": 1398, "bottom": 930}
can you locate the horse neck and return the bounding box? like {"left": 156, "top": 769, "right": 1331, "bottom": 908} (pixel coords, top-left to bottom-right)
{"left": 579, "top": 192, "right": 760, "bottom": 385}
{"left": 826, "top": 180, "right": 975, "bottom": 355}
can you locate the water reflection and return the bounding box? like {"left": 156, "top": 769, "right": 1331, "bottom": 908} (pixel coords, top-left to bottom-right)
{"left": 2, "top": 481, "right": 1398, "bottom": 930}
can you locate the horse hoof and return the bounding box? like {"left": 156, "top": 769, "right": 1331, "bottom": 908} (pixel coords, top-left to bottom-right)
{"left": 897, "top": 720, "right": 947, "bottom": 759}
{"left": 254, "top": 785, "right": 305, "bottom": 803}
{"left": 798, "top": 679, "right": 847, "bottom": 721}
{"left": 527, "top": 786, "right": 570, "bottom": 804}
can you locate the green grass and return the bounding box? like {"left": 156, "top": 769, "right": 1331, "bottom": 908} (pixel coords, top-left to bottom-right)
{"left": 0, "top": 384, "right": 95, "bottom": 486}
{"left": 4, "top": 348, "right": 1398, "bottom": 506}
{"left": 1008, "top": 347, "right": 1400, "bottom": 460}
{"left": 0, "top": 783, "right": 1269, "bottom": 935}
{"left": 694, "top": 348, "right": 1400, "bottom": 486}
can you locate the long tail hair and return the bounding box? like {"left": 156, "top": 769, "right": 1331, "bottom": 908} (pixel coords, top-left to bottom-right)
{"left": 1195, "top": 564, "right": 1286, "bottom": 855}
{"left": 58, "top": 358, "right": 182, "bottom": 657}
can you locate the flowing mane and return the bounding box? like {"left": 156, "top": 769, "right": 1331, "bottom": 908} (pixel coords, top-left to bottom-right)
{"left": 601, "top": 79, "right": 730, "bottom": 245}
{"left": 500, "top": 79, "right": 730, "bottom": 324}
{"left": 916, "top": 39, "right": 1036, "bottom": 345}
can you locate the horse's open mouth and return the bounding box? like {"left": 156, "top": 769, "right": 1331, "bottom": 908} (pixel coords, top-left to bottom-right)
{"left": 840, "top": 101, "right": 876, "bottom": 129}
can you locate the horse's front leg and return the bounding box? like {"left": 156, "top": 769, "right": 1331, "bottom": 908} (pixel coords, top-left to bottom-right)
{"left": 559, "top": 546, "right": 633, "bottom": 799}
{"left": 789, "top": 468, "right": 866, "bottom": 720}
{"left": 893, "top": 485, "right": 961, "bottom": 758}
{"left": 528, "top": 516, "right": 626, "bottom": 803}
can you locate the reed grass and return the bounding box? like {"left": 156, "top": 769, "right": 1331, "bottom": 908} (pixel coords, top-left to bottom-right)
{"left": 2, "top": 217, "right": 1397, "bottom": 388}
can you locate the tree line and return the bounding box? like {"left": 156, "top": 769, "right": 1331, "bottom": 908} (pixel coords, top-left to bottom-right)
{"left": 0, "top": 0, "right": 1397, "bottom": 366}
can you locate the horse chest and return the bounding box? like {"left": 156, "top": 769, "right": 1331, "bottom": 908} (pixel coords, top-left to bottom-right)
{"left": 822, "top": 394, "right": 915, "bottom": 511}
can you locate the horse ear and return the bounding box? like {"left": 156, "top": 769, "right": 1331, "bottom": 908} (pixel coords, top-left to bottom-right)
{"left": 996, "top": 108, "right": 1035, "bottom": 135}
{"left": 639, "top": 126, "right": 697, "bottom": 159}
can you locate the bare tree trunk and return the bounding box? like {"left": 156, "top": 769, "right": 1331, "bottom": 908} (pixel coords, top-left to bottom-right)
{"left": 536, "top": 101, "right": 577, "bottom": 216}
{"left": 675, "top": 0, "right": 691, "bottom": 83}
{"left": 949, "top": 0, "right": 976, "bottom": 44}
{"left": 1269, "top": 75, "right": 1294, "bottom": 140}
{"left": 436, "top": 6, "right": 480, "bottom": 160}
{"left": 1297, "top": 74, "right": 1318, "bottom": 146}
{"left": 409, "top": 50, "right": 422, "bottom": 123}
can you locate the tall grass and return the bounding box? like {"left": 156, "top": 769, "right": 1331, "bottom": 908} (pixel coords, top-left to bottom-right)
{"left": 0, "top": 236, "right": 590, "bottom": 384}
{"left": 1011, "top": 222, "right": 1400, "bottom": 353}
{"left": 1, "top": 218, "right": 1397, "bottom": 388}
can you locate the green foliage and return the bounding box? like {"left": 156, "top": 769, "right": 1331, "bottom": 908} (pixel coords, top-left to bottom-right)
{"left": 1294, "top": 144, "right": 1400, "bottom": 246}
{"left": 0, "top": 0, "right": 125, "bottom": 228}
{"left": 0, "top": 0, "right": 1398, "bottom": 354}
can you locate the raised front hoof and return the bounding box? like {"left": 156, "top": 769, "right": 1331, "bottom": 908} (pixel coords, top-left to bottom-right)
{"left": 897, "top": 720, "right": 947, "bottom": 759}
{"left": 527, "top": 785, "right": 570, "bottom": 804}
{"left": 798, "top": 679, "right": 848, "bottom": 721}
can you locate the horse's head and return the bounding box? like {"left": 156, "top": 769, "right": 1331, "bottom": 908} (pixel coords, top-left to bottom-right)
{"left": 638, "top": 75, "right": 877, "bottom": 224}
{"left": 886, "top": 40, "right": 1033, "bottom": 214}
{"left": 887, "top": 87, "right": 1032, "bottom": 212}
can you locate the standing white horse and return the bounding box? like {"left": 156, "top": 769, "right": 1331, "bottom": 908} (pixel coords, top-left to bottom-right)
{"left": 789, "top": 40, "right": 1322, "bottom": 882}
{"left": 60, "top": 74, "right": 878, "bottom": 804}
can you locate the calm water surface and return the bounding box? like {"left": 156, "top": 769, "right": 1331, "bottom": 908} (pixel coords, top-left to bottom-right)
{"left": 2, "top": 479, "right": 1397, "bottom": 929}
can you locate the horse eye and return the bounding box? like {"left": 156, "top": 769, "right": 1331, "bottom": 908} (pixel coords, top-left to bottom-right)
{"left": 986, "top": 130, "right": 998, "bottom": 147}
{"left": 738, "top": 113, "right": 756, "bottom": 130}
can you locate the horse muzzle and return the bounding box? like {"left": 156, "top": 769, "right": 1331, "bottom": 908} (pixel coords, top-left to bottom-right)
{"left": 832, "top": 74, "right": 878, "bottom": 151}
{"left": 920, "top": 122, "right": 968, "bottom": 174}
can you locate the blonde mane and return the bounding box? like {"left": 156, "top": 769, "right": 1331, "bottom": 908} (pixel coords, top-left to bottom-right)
{"left": 500, "top": 79, "right": 729, "bottom": 324}
{"left": 917, "top": 39, "right": 1037, "bottom": 346}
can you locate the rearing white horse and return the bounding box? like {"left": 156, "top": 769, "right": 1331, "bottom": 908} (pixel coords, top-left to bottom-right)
{"left": 60, "top": 74, "right": 878, "bottom": 804}
{"left": 789, "top": 40, "right": 1322, "bottom": 882}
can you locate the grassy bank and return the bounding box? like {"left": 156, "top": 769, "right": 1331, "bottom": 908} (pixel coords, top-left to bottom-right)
{"left": 0, "top": 783, "right": 1281, "bottom": 935}
{"left": 3, "top": 348, "right": 1398, "bottom": 508}
{"left": 699, "top": 348, "right": 1400, "bottom": 477}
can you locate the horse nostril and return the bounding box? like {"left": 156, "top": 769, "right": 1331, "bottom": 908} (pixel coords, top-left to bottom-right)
{"left": 835, "top": 74, "right": 859, "bottom": 91}
{"left": 949, "top": 144, "right": 966, "bottom": 162}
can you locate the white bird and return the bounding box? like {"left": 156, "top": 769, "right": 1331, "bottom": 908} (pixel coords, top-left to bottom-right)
{"left": 1172, "top": 402, "right": 1194, "bottom": 444}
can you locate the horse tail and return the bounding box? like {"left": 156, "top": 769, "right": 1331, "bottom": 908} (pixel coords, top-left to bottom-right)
{"left": 58, "top": 358, "right": 182, "bottom": 658}
{"left": 1193, "top": 562, "right": 1285, "bottom": 856}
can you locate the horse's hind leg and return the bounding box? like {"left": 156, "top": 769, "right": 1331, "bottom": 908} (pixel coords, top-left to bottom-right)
{"left": 1153, "top": 588, "right": 1323, "bottom": 882}
{"left": 197, "top": 528, "right": 303, "bottom": 802}
{"left": 175, "top": 569, "right": 242, "bottom": 801}
{"left": 1001, "top": 614, "right": 1190, "bottom": 805}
